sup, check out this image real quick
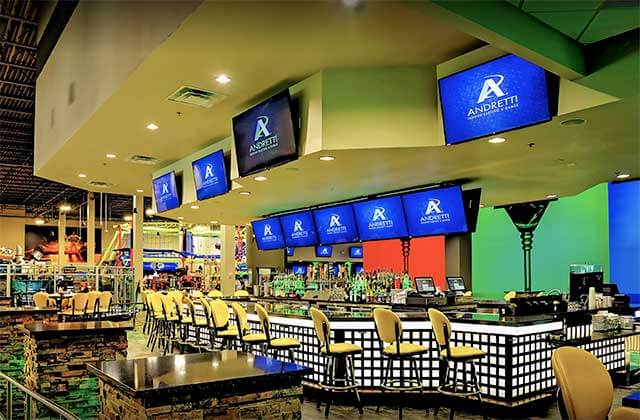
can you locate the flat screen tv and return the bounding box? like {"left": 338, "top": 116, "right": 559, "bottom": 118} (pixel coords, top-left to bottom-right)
{"left": 251, "top": 217, "right": 285, "bottom": 250}
{"left": 280, "top": 211, "right": 318, "bottom": 247}
{"left": 354, "top": 264, "right": 364, "bottom": 274}
{"left": 232, "top": 90, "right": 297, "bottom": 177}
{"left": 315, "top": 245, "right": 333, "bottom": 258}
{"left": 415, "top": 277, "right": 435, "bottom": 294}
{"left": 313, "top": 204, "right": 359, "bottom": 245}
{"left": 192, "top": 149, "right": 230, "bottom": 200}
{"left": 349, "top": 246, "right": 363, "bottom": 259}
{"left": 152, "top": 171, "right": 180, "bottom": 213}
{"left": 291, "top": 264, "right": 307, "bottom": 277}
{"left": 286, "top": 247, "right": 294, "bottom": 257}
{"left": 439, "top": 54, "right": 557, "bottom": 145}
{"left": 402, "top": 185, "right": 468, "bottom": 237}
{"left": 353, "top": 195, "right": 408, "bottom": 241}
{"left": 447, "top": 276, "right": 467, "bottom": 292}
{"left": 462, "top": 188, "right": 482, "bottom": 233}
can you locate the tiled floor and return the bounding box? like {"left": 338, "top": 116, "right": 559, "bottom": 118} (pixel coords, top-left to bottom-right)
{"left": 126, "top": 320, "right": 639, "bottom": 419}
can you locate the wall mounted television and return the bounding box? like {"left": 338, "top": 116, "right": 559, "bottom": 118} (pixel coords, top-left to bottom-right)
{"left": 349, "top": 246, "right": 363, "bottom": 259}
{"left": 232, "top": 90, "right": 298, "bottom": 177}
{"left": 353, "top": 195, "right": 408, "bottom": 241}
{"left": 152, "top": 171, "right": 180, "bottom": 213}
{"left": 315, "top": 245, "right": 333, "bottom": 258}
{"left": 402, "top": 185, "right": 469, "bottom": 237}
{"left": 251, "top": 217, "right": 285, "bottom": 251}
{"left": 192, "top": 149, "right": 230, "bottom": 200}
{"left": 313, "top": 204, "right": 359, "bottom": 245}
{"left": 439, "top": 54, "right": 558, "bottom": 145}
{"left": 280, "top": 211, "right": 318, "bottom": 247}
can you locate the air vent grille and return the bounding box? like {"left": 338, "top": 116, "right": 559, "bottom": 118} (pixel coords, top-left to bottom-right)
{"left": 88, "top": 180, "right": 113, "bottom": 188}
{"left": 128, "top": 155, "right": 159, "bottom": 165}
{"left": 167, "top": 86, "right": 225, "bottom": 108}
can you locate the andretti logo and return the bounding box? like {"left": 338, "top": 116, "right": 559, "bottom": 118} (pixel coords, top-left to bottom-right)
{"left": 467, "top": 74, "right": 518, "bottom": 120}
{"left": 420, "top": 199, "right": 451, "bottom": 224}
{"left": 249, "top": 115, "right": 279, "bottom": 156}
{"left": 262, "top": 224, "right": 278, "bottom": 242}
{"left": 368, "top": 207, "right": 393, "bottom": 230}
{"left": 326, "top": 213, "right": 347, "bottom": 235}
{"left": 291, "top": 219, "right": 309, "bottom": 239}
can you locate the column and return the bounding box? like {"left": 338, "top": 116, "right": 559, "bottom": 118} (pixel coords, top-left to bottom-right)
{"left": 132, "top": 193, "right": 144, "bottom": 294}
{"left": 58, "top": 209, "right": 66, "bottom": 268}
{"left": 87, "top": 192, "right": 96, "bottom": 266}
{"left": 445, "top": 234, "right": 472, "bottom": 290}
{"left": 219, "top": 225, "right": 236, "bottom": 296}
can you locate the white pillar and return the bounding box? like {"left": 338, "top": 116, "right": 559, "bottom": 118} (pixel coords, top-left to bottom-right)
{"left": 58, "top": 209, "right": 66, "bottom": 268}
{"left": 219, "top": 225, "right": 236, "bottom": 296}
{"left": 87, "top": 192, "right": 96, "bottom": 266}
{"left": 133, "top": 193, "right": 144, "bottom": 293}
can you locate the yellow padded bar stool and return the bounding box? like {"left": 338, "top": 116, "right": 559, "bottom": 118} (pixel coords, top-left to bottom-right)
{"left": 146, "top": 293, "right": 165, "bottom": 352}
{"left": 552, "top": 346, "right": 640, "bottom": 420}
{"left": 310, "top": 307, "right": 363, "bottom": 418}
{"left": 231, "top": 302, "right": 268, "bottom": 352}
{"left": 373, "top": 308, "right": 428, "bottom": 419}
{"left": 208, "top": 290, "right": 223, "bottom": 299}
{"left": 209, "top": 299, "right": 239, "bottom": 350}
{"left": 255, "top": 303, "right": 300, "bottom": 363}
{"left": 428, "top": 308, "right": 487, "bottom": 420}
{"left": 84, "top": 291, "right": 101, "bottom": 319}
{"left": 61, "top": 293, "right": 89, "bottom": 320}
{"left": 234, "top": 290, "right": 250, "bottom": 298}
{"left": 97, "top": 291, "right": 112, "bottom": 319}
{"left": 160, "top": 294, "right": 181, "bottom": 355}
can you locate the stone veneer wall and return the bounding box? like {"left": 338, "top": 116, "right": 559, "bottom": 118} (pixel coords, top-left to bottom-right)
{"left": 24, "top": 330, "right": 128, "bottom": 419}
{"left": 99, "top": 380, "right": 303, "bottom": 420}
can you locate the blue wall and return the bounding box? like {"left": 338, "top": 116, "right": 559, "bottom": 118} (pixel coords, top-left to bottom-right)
{"left": 609, "top": 180, "right": 640, "bottom": 303}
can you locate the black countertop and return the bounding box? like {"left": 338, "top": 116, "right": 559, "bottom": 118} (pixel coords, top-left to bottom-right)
{"left": 87, "top": 350, "right": 313, "bottom": 399}
{"left": 0, "top": 306, "right": 58, "bottom": 316}
{"left": 549, "top": 329, "right": 640, "bottom": 347}
{"left": 24, "top": 321, "right": 133, "bottom": 337}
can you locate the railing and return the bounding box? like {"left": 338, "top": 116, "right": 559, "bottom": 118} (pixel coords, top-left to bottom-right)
{"left": 0, "top": 372, "right": 79, "bottom": 420}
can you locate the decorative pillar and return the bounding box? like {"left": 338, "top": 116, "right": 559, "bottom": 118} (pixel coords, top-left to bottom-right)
{"left": 87, "top": 192, "right": 96, "bottom": 266}
{"left": 219, "top": 225, "right": 236, "bottom": 296}
{"left": 132, "top": 193, "right": 144, "bottom": 294}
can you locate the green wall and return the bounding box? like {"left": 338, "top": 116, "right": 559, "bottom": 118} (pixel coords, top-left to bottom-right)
{"left": 472, "top": 183, "right": 610, "bottom": 299}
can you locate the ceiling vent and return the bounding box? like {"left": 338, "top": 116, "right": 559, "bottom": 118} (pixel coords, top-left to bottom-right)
{"left": 88, "top": 180, "right": 113, "bottom": 188}
{"left": 167, "top": 86, "right": 225, "bottom": 108}
{"left": 128, "top": 155, "right": 159, "bottom": 165}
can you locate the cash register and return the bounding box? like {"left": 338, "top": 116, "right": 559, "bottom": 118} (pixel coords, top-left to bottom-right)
{"left": 445, "top": 276, "right": 473, "bottom": 304}
{"left": 406, "top": 277, "right": 447, "bottom": 307}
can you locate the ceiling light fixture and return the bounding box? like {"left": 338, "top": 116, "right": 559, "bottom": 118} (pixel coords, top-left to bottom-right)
{"left": 34, "top": 217, "right": 45, "bottom": 225}
{"left": 479, "top": 204, "right": 485, "bottom": 208}
{"left": 616, "top": 173, "right": 631, "bottom": 179}
{"left": 488, "top": 137, "right": 506, "bottom": 144}
{"left": 59, "top": 204, "right": 71, "bottom": 212}
{"left": 319, "top": 156, "right": 335, "bottom": 161}
{"left": 190, "top": 205, "right": 200, "bottom": 209}
{"left": 215, "top": 74, "right": 231, "bottom": 84}
{"left": 239, "top": 191, "right": 251, "bottom": 196}
{"left": 210, "top": 220, "right": 218, "bottom": 224}
{"left": 145, "top": 208, "right": 155, "bottom": 216}
{"left": 123, "top": 215, "right": 132, "bottom": 221}
{"left": 177, "top": 216, "right": 184, "bottom": 220}
{"left": 106, "top": 153, "right": 116, "bottom": 159}
{"left": 254, "top": 176, "right": 267, "bottom": 182}
{"left": 546, "top": 194, "right": 558, "bottom": 199}
{"left": 136, "top": 189, "right": 144, "bottom": 193}
{"left": 146, "top": 123, "right": 159, "bottom": 131}
{"left": 78, "top": 173, "right": 87, "bottom": 178}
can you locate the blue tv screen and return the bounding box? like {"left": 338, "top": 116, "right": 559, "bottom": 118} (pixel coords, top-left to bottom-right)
{"left": 192, "top": 150, "right": 229, "bottom": 200}
{"left": 232, "top": 90, "right": 297, "bottom": 177}
{"left": 354, "top": 265, "right": 364, "bottom": 274}
{"left": 286, "top": 247, "right": 294, "bottom": 257}
{"left": 280, "top": 211, "right": 318, "bottom": 247}
{"left": 315, "top": 245, "right": 333, "bottom": 258}
{"left": 349, "top": 246, "right": 363, "bottom": 259}
{"left": 439, "top": 54, "right": 552, "bottom": 145}
{"left": 292, "top": 264, "right": 307, "bottom": 276}
{"left": 402, "top": 186, "right": 468, "bottom": 237}
{"left": 353, "top": 196, "right": 408, "bottom": 241}
{"left": 313, "top": 204, "right": 359, "bottom": 245}
{"left": 152, "top": 172, "right": 180, "bottom": 213}
{"left": 251, "top": 217, "right": 285, "bottom": 250}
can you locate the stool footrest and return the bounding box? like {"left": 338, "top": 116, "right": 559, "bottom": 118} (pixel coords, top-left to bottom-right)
{"left": 382, "top": 379, "right": 423, "bottom": 392}
{"left": 438, "top": 385, "right": 482, "bottom": 398}
{"left": 319, "top": 383, "right": 360, "bottom": 391}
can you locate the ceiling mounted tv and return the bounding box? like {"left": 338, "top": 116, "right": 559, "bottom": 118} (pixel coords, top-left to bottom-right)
{"left": 192, "top": 149, "right": 230, "bottom": 201}
{"left": 313, "top": 204, "right": 359, "bottom": 245}
{"left": 286, "top": 247, "right": 295, "bottom": 257}
{"left": 280, "top": 211, "right": 318, "bottom": 247}
{"left": 402, "top": 185, "right": 469, "bottom": 237}
{"left": 349, "top": 246, "right": 363, "bottom": 259}
{"left": 353, "top": 196, "right": 408, "bottom": 242}
{"left": 251, "top": 217, "right": 285, "bottom": 251}
{"left": 315, "top": 245, "right": 333, "bottom": 258}
{"left": 152, "top": 172, "right": 180, "bottom": 213}
{"left": 232, "top": 90, "right": 297, "bottom": 177}
{"left": 439, "top": 54, "right": 558, "bottom": 145}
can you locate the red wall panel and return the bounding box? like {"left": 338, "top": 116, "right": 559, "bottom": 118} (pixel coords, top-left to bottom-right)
{"left": 362, "top": 236, "right": 446, "bottom": 289}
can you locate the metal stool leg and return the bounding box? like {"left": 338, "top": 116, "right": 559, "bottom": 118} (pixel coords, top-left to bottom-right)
{"left": 324, "top": 357, "right": 335, "bottom": 418}
{"left": 347, "top": 355, "right": 363, "bottom": 415}
{"left": 377, "top": 358, "right": 392, "bottom": 413}
{"left": 411, "top": 358, "right": 428, "bottom": 414}
{"left": 471, "top": 361, "right": 488, "bottom": 420}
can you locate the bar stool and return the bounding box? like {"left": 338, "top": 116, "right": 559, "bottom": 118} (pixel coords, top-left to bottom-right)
{"left": 209, "top": 299, "right": 239, "bottom": 350}
{"left": 141, "top": 290, "right": 152, "bottom": 334}
{"left": 32, "top": 292, "right": 55, "bottom": 308}
{"left": 208, "top": 290, "right": 223, "bottom": 299}
{"left": 231, "top": 302, "right": 268, "bottom": 352}
{"left": 60, "top": 293, "right": 89, "bottom": 321}
{"left": 373, "top": 308, "right": 428, "bottom": 419}
{"left": 428, "top": 308, "right": 487, "bottom": 420}
{"left": 178, "top": 296, "right": 208, "bottom": 352}
{"left": 234, "top": 290, "right": 249, "bottom": 298}
{"left": 310, "top": 307, "right": 363, "bottom": 417}
{"left": 255, "top": 303, "right": 300, "bottom": 363}
{"left": 97, "top": 291, "right": 112, "bottom": 319}
{"left": 146, "top": 293, "right": 165, "bottom": 352}
{"left": 160, "top": 293, "right": 180, "bottom": 355}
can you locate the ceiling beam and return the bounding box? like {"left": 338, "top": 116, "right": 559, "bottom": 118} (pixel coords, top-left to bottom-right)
{"left": 0, "top": 95, "right": 33, "bottom": 103}
{"left": 0, "top": 118, "right": 33, "bottom": 127}
{"left": 0, "top": 60, "right": 37, "bottom": 72}
{"left": 0, "top": 78, "right": 35, "bottom": 89}
{"left": 0, "top": 129, "right": 31, "bottom": 136}
{"left": 429, "top": 0, "right": 586, "bottom": 79}
{"left": 0, "top": 107, "right": 33, "bottom": 116}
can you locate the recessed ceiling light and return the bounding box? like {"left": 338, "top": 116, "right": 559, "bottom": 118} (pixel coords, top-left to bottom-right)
{"left": 616, "top": 173, "right": 631, "bottom": 179}
{"left": 59, "top": 204, "right": 71, "bottom": 212}
{"left": 123, "top": 215, "right": 132, "bottom": 221}
{"left": 34, "top": 217, "right": 45, "bottom": 225}
{"left": 254, "top": 176, "right": 267, "bottom": 182}
{"left": 567, "top": 162, "right": 576, "bottom": 167}
{"left": 560, "top": 118, "right": 586, "bottom": 127}
{"left": 106, "top": 153, "right": 116, "bottom": 159}
{"left": 215, "top": 74, "right": 231, "bottom": 84}
{"left": 146, "top": 123, "right": 159, "bottom": 131}
{"left": 239, "top": 191, "right": 251, "bottom": 196}
{"left": 190, "top": 205, "right": 200, "bottom": 209}
{"left": 488, "top": 137, "right": 506, "bottom": 144}
{"left": 145, "top": 208, "right": 155, "bottom": 216}
{"left": 177, "top": 216, "right": 184, "bottom": 220}
{"left": 78, "top": 173, "right": 87, "bottom": 178}
{"left": 479, "top": 204, "right": 485, "bottom": 208}
{"left": 210, "top": 220, "right": 218, "bottom": 224}
{"left": 319, "top": 156, "right": 335, "bottom": 161}
{"left": 136, "top": 189, "right": 144, "bottom": 193}
{"left": 546, "top": 194, "right": 558, "bottom": 199}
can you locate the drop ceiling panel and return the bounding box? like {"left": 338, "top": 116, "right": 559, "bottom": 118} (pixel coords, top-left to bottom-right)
{"left": 531, "top": 11, "right": 595, "bottom": 39}
{"left": 579, "top": 8, "right": 640, "bottom": 43}
{"left": 522, "top": 0, "right": 604, "bottom": 13}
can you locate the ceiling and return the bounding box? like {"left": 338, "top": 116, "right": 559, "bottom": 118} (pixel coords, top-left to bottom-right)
{"left": 505, "top": 0, "right": 640, "bottom": 43}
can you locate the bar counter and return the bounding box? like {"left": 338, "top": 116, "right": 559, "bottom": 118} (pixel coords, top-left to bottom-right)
{"left": 88, "top": 350, "right": 312, "bottom": 419}
{"left": 190, "top": 298, "right": 635, "bottom": 407}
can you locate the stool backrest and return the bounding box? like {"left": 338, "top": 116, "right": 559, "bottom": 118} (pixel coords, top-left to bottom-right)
{"left": 183, "top": 296, "right": 196, "bottom": 319}
{"left": 160, "top": 294, "right": 178, "bottom": 318}
{"left": 168, "top": 290, "right": 183, "bottom": 308}
{"left": 98, "top": 291, "right": 112, "bottom": 311}
{"left": 198, "top": 297, "right": 213, "bottom": 326}
{"left": 373, "top": 308, "right": 401, "bottom": 344}
{"left": 210, "top": 299, "right": 231, "bottom": 329}
{"left": 428, "top": 308, "right": 451, "bottom": 349}
{"left": 72, "top": 293, "right": 89, "bottom": 314}
{"left": 231, "top": 303, "right": 248, "bottom": 336}
{"left": 33, "top": 292, "right": 49, "bottom": 308}
{"left": 208, "top": 290, "right": 223, "bottom": 299}
{"left": 254, "top": 304, "right": 271, "bottom": 340}
{"left": 552, "top": 346, "right": 613, "bottom": 419}
{"left": 86, "top": 291, "right": 101, "bottom": 313}
{"left": 504, "top": 291, "right": 516, "bottom": 302}
{"left": 234, "top": 290, "right": 249, "bottom": 297}
{"left": 193, "top": 290, "right": 204, "bottom": 298}
{"left": 149, "top": 293, "right": 164, "bottom": 318}
{"left": 310, "top": 307, "right": 331, "bottom": 346}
